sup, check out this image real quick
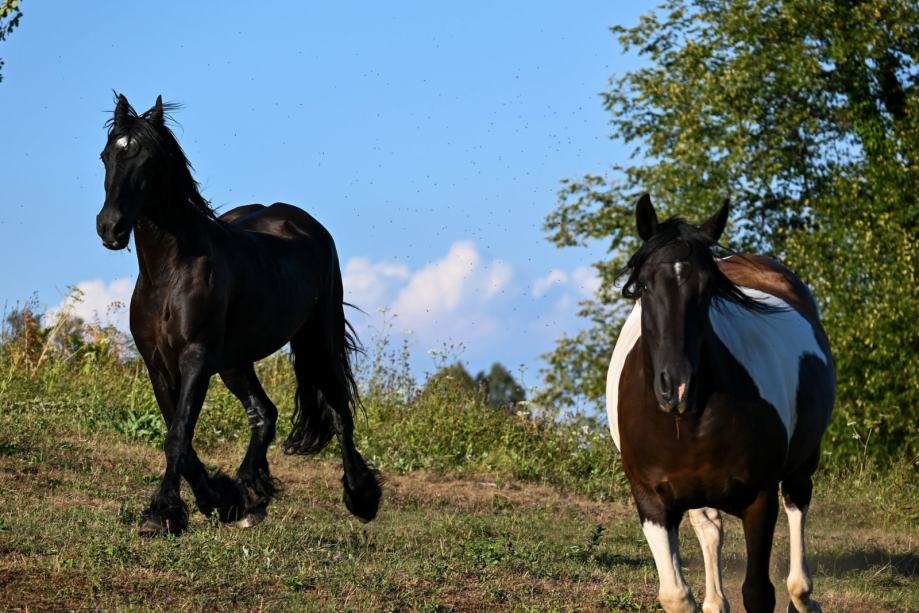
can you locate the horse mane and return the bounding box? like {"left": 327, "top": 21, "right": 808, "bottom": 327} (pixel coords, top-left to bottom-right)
{"left": 620, "top": 217, "right": 777, "bottom": 313}
{"left": 105, "top": 94, "right": 221, "bottom": 224}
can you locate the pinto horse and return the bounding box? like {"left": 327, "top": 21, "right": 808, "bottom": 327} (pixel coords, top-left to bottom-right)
{"left": 607, "top": 195, "right": 834, "bottom": 612}
{"left": 95, "top": 94, "right": 381, "bottom": 536}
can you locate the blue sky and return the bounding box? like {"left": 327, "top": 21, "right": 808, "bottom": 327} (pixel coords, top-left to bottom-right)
{"left": 0, "top": 2, "right": 650, "bottom": 385}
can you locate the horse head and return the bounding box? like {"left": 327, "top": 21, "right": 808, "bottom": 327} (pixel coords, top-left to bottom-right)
{"left": 622, "top": 194, "right": 730, "bottom": 414}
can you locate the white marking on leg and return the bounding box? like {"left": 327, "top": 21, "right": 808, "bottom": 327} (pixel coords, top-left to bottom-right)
{"left": 709, "top": 287, "right": 828, "bottom": 442}
{"left": 606, "top": 302, "right": 642, "bottom": 449}
{"left": 689, "top": 508, "right": 729, "bottom": 613}
{"left": 783, "top": 501, "right": 821, "bottom": 612}
{"left": 642, "top": 520, "right": 697, "bottom": 613}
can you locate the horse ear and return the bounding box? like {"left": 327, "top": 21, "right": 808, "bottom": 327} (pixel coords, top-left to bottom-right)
{"left": 700, "top": 199, "right": 730, "bottom": 245}
{"left": 635, "top": 193, "right": 658, "bottom": 241}
{"left": 148, "top": 95, "right": 164, "bottom": 126}
{"left": 114, "top": 93, "right": 130, "bottom": 130}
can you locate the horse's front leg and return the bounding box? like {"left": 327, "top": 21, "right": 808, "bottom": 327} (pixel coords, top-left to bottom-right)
{"left": 634, "top": 489, "right": 698, "bottom": 613}
{"left": 740, "top": 488, "right": 779, "bottom": 613}
{"left": 688, "top": 507, "right": 729, "bottom": 613}
{"left": 140, "top": 345, "right": 212, "bottom": 537}
{"left": 144, "top": 364, "right": 239, "bottom": 522}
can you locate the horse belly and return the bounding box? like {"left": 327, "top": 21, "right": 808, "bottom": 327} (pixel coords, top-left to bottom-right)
{"left": 220, "top": 255, "right": 320, "bottom": 366}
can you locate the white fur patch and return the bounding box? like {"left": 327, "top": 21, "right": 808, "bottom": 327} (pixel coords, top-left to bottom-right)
{"left": 606, "top": 302, "right": 642, "bottom": 449}
{"left": 642, "top": 520, "right": 695, "bottom": 610}
{"left": 709, "top": 287, "right": 827, "bottom": 441}
{"left": 114, "top": 136, "right": 129, "bottom": 149}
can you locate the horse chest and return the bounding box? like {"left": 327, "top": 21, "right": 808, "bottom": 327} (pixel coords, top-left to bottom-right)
{"left": 608, "top": 295, "right": 828, "bottom": 451}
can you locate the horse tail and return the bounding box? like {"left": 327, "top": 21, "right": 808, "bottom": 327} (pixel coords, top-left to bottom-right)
{"left": 284, "top": 243, "right": 361, "bottom": 456}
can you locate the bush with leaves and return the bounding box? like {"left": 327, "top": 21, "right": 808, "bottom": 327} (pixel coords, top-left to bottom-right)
{"left": 539, "top": 0, "right": 918, "bottom": 464}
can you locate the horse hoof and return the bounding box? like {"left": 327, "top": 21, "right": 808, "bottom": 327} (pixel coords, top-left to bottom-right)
{"left": 138, "top": 515, "right": 183, "bottom": 537}
{"left": 236, "top": 508, "right": 267, "bottom": 529}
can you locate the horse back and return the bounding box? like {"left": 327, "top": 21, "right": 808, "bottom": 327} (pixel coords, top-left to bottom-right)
{"left": 717, "top": 254, "right": 820, "bottom": 326}
{"left": 220, "top": 202, "right": 333, "bottom": 244}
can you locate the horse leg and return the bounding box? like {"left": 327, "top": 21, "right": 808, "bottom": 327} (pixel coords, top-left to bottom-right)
{"left": 782, "top": 476, "right": 821, "bottom": 612}
{"left": 635, "top": 492, "right": 697, "bottom": 613}
{"left": 689, "top": 507, "right": 729, "bottom": 613}
{"left": 139, "top": 347, "right": 211, "bottom": 537}
{"left": 328, "top": 399, "right": 380, "bottom": 522}
{"left": 740, "top": 489, "right": 779, "bottom": 613}
{"left": 146, "top": 367, "right": 237, "bottom": 520}
{"left": 289, "top": 326, "right": 381, "bottom": 522}
{"left": 219, "top": 366, "right": 278, "bottom": 527}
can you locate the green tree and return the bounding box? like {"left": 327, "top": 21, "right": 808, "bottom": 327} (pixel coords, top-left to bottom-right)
{"left": 0, "top": 0, "right": 23, "bottom": 83}
{"left": 475, "top": 363, "right": 526, "bottom": 411}
{"left": 423, "top": 362, "right": 479, "bottom": 398}
{"left": 540, "top": 0, "right": 918, "bottom": 462}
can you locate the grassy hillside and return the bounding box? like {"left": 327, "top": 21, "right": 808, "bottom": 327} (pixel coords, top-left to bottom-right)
{"left": 0, "top": 322, "right": 916, "bottom": 610}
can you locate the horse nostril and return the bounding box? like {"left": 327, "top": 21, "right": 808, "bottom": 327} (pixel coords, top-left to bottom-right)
{"left": 112, "top": 217, "right": 129, "bottom": 236}
{"left": 659, "top": 371, "right": 673, "bottom": 400}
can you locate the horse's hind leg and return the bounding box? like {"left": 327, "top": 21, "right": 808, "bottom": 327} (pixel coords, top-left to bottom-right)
{"left": 289, "top": 325, "right": 381, "bottom": 522}
{"left": 740, "top": 488, "right": 779, "bottom": 613}
{"left": 327, "top": 392, "right": 380, "bottom": 522}
{"left": 220, "top": 365, "right": 278, "bottom": 527}
{"left": 689, "top": 507, "right": 728, "bottom": 613}
{"left": 782, "top": 475, "right": 822, "bottom": 612}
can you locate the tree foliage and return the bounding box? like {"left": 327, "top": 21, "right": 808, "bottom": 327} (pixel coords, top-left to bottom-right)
{"left": 424, "top": 362, "right": 526, "bottom": 411}
{"left": 475, "top": 363, "right": 526, "bottom": 411}
{"left": 541, "top": 0, "right": 918, "bottom": 462}
{"left": 0, "top": 0, "right": 22, "bottom": 83}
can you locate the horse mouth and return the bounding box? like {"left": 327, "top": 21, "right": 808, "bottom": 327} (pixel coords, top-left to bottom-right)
{"left": 102, "top": 238, "right": 128, "bottom": 250}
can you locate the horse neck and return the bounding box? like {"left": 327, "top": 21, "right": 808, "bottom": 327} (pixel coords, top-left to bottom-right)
{"left": 133, "top": 182, "right": 217, "bottom": 283}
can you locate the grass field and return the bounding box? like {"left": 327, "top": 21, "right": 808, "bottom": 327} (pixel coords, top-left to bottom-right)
{"left": 1, "top": 397, "right": 916, "bottom": 611}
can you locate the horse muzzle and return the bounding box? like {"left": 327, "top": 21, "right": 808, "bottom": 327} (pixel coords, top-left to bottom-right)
{"left": 96, "top": 209, "right": 132, "bottom": 250}
{"left": 655, "top": 370, "right": 693, "bottom": 414}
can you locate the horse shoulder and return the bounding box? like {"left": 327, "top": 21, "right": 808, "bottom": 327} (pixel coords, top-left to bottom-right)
{"left": 708, "top": 288, "right": 829, "bottom": 443}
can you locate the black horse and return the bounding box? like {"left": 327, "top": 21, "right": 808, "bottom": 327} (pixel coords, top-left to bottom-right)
{"left": 96, "top": 94, "right": 381, "bottom": 536}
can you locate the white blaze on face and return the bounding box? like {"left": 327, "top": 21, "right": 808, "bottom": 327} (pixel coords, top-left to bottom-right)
{"left": 606, "top": 302, "right": 643, "bottom": 449}
{"left": 114, "top": 136, "right": 129, "bottom": 149}
{"left": 673, "top": 261, "right": 688, "bottom": 282}
{"left": 709, "top": 287, "right": 828, "bottom": 441}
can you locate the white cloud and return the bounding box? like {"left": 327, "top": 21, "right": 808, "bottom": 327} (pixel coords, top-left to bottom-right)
{"left": 571, "top": 265, "right": 601, "bottom": 298}
{"left": 341, "top": 241, "right": 514, "bottom": 345}
{"left": 483, "top": 260, "right": 513, "bottom": 299}
{"left": 532, "top": 269, "right": 568, "bottom": 297}
{"left": 392, "top": 241, "right": 481, "bottom": 323}
{"left": 342, "top": 257, "right": 410, "bottom": 308}
{"left": 45, "top": 277, "right": 133, "bottom": 331}
{"left": 531, "top": 265, "right": 600, "bottom": 300}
